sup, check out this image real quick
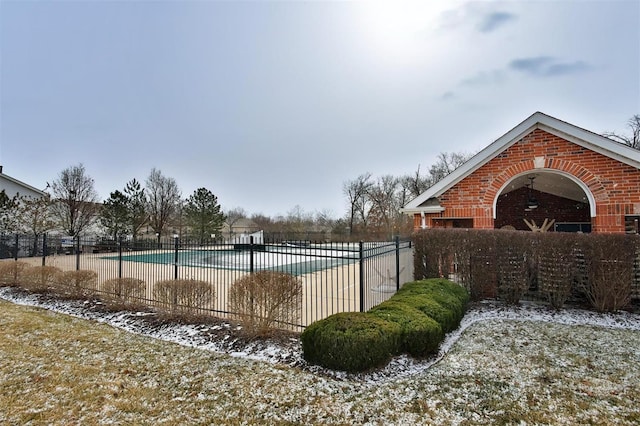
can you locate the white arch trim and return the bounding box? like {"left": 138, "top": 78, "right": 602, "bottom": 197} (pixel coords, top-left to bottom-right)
{"left": 492, "top": 168, "right": 597, "bottom": 219}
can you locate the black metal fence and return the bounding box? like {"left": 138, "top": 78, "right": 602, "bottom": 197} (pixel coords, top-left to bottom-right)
{"left": 0, "top": 234, "right": 413, "bottom": 329}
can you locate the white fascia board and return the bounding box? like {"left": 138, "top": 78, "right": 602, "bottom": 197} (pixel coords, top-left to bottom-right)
{"left": 537, "top": 121, "right": 640, "bottom": 169}
{"left": 401, "top": 206, "right": 446, "bottom": 215}
{"left": 404, "top": 112, "right": 543, "bottom": 210}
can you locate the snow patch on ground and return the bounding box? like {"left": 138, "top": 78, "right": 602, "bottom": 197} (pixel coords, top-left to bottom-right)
{"left": 1, "top": 286, "right": 639, "bottom": 384}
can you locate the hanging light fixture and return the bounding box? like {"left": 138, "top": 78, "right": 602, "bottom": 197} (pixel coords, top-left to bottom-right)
{"left": 525, "top": 176, "right": 539, "bottom": 210}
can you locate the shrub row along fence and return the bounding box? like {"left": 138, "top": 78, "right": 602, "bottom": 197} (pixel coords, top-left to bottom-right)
{"left": 0, "top": 234, "right": 413, "bottom": 330}
{"left": 413, "top": 228, "right": 640, "bottom": 312}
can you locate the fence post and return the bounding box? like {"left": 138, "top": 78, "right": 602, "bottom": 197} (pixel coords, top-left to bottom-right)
{"left": 249, "top": 236, "right": 254, "bottom": 274}
{"left": 395, "top": 235, "right": 401, "bottom": 291}
{"left": 75, "top": 236, "right": 80, "bottom": 270}
{"left": 118, "top": 236, "right": 123, "bottom": 279}
{"left": 14, "top": 234, "right": 19, "bottom": 261}
{"left": 42, "top": 234, "right": 47, "bottom": 266}
{"left": 174, "top": 236, "right": 179, "bottom": 280}
{"left": 359, "top": 241, "right": 364, "bottom": 312}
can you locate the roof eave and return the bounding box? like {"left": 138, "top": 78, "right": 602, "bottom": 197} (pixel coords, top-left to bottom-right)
{"left": 401, "top": 206, "right": 446, "bottom": 215}
{"left": 0, "top": 173, "right": 48, "bottom": 198}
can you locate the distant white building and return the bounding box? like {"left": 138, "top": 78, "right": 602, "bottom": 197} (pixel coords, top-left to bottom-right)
{"left": 0, "top": 167, "right": 47, "bottom": 199}
{"left": 221, "top": 218, "right": 259, "bottom": 242}
{"left": 230, "top": 230, "right": 264, "bottom": 244}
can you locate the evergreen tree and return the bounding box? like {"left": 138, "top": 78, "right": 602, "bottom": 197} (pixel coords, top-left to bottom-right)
{"left": 0, "top": 190, "right": 20, "bottom": 233}
{"left": 183, "top": 188, "right": 225, "bottom": 244}
{"left": 124, "top": 178, "right": 148, "bottom": 241}
{"left": 99, "top": 190, "right": 131, "bottom": 240}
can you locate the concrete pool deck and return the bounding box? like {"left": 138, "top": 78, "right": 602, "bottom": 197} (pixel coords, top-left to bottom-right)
{"left": 9, "top": 251, "right": 372, "bottom": 328}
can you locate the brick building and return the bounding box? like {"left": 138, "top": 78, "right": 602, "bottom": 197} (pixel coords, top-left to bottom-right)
{"left": 403, "top": 112, "right": 640, "bottom": 234}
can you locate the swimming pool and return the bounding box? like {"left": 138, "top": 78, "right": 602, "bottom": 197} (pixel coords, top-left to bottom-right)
{"left": 103, "top": 244, "right": 359, "bottom": 275}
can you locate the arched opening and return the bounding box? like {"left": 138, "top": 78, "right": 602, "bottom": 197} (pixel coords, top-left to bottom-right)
{"left": 493, "top": 170, "right": 595, "bottom": 232}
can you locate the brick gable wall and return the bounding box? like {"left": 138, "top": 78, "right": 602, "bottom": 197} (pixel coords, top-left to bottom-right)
{"left": 417, "top": 129, "right": 640, "bottom": 233}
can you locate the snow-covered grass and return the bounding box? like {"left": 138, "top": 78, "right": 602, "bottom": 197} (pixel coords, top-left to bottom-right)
{"left": 1, "top": 287, "right": 639, "bottom": 425}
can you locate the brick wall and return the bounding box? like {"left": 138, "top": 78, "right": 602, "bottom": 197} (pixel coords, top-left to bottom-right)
{"left": 416, "top": 129, "right": 640, "bottom": 233}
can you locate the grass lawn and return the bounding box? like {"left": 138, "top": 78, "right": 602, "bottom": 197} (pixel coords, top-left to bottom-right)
{"left": 1, "top": 299, "right": 639, "bottom": 425}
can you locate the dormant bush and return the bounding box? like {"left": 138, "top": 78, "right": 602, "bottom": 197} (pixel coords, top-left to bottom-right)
{"left": 0, "top": 261, "right": 31, "bottom": 286}
{"left": 584, "top": 234, "right": 636, "bottom": 312}
{"left": 20, "top": 266, "right": 62, "bottom": 293}
{"left": 228, "top": 271, "right": 303, "bottom": 336}
{"left": 154, "top": 279, "right": 214, "bottom": 315}
{"left": 412, "top": 228, "right": 639, "bottom": 311}
{"left": 55, "top": 270, "right": 98, "bottom": 298}
{"left": 537, "top": 233, "right": 579, "bottom": 309}
{"left": 102, "top": 278, "right": 147, "bottom": 305}
{"left": 495, "top": 232, "right": 532, "bottom": 305}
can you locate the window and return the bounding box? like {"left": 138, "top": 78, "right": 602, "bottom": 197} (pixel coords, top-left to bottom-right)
{"left": 625, "top": 216, "right": 640, "bottom": 234}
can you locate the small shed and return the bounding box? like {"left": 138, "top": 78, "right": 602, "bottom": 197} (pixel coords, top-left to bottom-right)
{"left": 403, "top": 112, "right": 640, "bottom": 234}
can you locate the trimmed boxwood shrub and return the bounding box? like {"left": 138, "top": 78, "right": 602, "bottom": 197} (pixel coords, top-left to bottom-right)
{"left": 396, "top": 279, "right": 469, "bottom": 329}
{"left": 301, "top": 279, "right": 469, "bottom": 372}
{"left": 368, "top": 301, "right": 443, "bottom": 357}
{"left": 300, "top": 312, "right": 401, "bottom": 372}
{"left": 405, "top": 278, "right": 471, "bottom": 305}
{"left": 391, "top": 294, "right": 458, "bottom": 333}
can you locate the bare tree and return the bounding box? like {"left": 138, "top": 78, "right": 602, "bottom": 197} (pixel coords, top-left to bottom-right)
{"left": 400, "top": 164, "right": 431, "bottom": 199}
{"left": 342, "top": 152, "right": 472, "bottom": 239}
{"left": 368, "top": 175, "right": 403, "bottom": 239}
{"left": 343, "top": 173, "right": 372, "bottom": 236}
{"left": 145, "top": 168, "right": 181, "bottom": 240}
{"left": 285, "top": 205, "right": 314, "bottom": 236}
{"left": 429, "top": 152, "right": 471, "bottom": 183}
{"left": 49, "top": 164, "right": 100, "bottom": 236}
{"left": 225, "top": 207, "right": 247, "bottom": 240}
{"left": 603, "top": 114, "right": 640, "bottom": 150}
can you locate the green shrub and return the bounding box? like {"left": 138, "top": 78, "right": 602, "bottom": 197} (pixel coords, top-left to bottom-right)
{"left": 301, "top": 312, "right": 401, "bottom": 372}
{"left": 228, "top": 271, "right": 302, "bottom": 336}
{"left": 391, "top": 294, "right": 458, "bottom": 333}
{"left": 369, "top": 300, "right": 443, "bottom": 357}
{"left": 396, "top": 279, "right": 468, "bottom": 330}
{"left": 399, "top": 279, "right": 470, "bottom": 307}
{"left": 301, "top": 278, "right": 469, "bottom": 372}
{"left": 0, "top": 261, "right": 31, "bottom": 286}
{"left": 425, "top": 278, "right": 471, "bottom": 304}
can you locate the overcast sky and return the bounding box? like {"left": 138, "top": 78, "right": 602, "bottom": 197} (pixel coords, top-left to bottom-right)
{"left": 1, "top": 0, "right": 638, "bottom": 218}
